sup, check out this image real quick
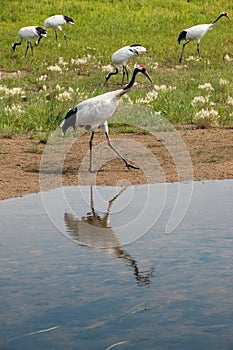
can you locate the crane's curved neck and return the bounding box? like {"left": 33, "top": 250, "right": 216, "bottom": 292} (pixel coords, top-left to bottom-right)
{"left": 212, "top": 13, "right": 224, "bottom": 24}
{"left": 122, "top": 69, "right": 139, "bottom": 91}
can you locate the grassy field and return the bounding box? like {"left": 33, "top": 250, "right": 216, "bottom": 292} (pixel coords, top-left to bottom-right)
{"left": 0, "top": 0, "right": 232, "bottom": 139}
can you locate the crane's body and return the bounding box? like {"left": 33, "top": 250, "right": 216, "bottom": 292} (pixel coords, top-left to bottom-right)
{"left": 105, "top": 45, "right": 146, "bottom": 85}
{"left": 44, "top": 15, "right": 74, "bottom": 44}
{"left": 178, "top": 12, "right": 230, "bottom": 63}
{"left": 60, "top": 64, "right": 152, "bottom": 172}
{"left": 12, "top": 26, "right": 47, "bottom": 56}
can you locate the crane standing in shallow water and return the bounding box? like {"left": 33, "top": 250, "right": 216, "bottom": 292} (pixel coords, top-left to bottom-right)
{"left": 105, "top": 45, "right": 147, "bottom": 85}
{"left": 44, "top": 15, "right": 75, "bottom": 45}
{"left": 60, "top": 64, "right": 153, "bottom": 173}
{"left": 178, "top": 12, "right": 230, "bottom": 63}
{"left": 12, "top": 26, "right": 47, "bottom": 56}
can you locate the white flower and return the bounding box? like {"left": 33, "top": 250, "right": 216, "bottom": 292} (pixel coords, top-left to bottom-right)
{"left": 191, "top": 95, "right": 209, "bottom": 106}
{"left": 55, "top": 91, "right": 72, "bottom": 101}
{"left": 101, "top": 64, "right": 113, "bottom": 72}
{"left": 37, "top": 74, "right": 47, "bottom": 81}
{"left": 193, "top": 108, "right": 220, "bottom": 128}
{"left": 219, "top": 78, "right": 228, "bottom": 86}
{"left": 58, "top": 57, "right": 68, "bottom": 66}
{"left": 68, "top": 87, "right": 74, "bottom": 93}
{"left": 4, "top": 104, "right": 25, "bottom": 115}
{"left": 47, "top": 64, "right": 62, "bottom": 73}
{"left": 224, "top": 54, "right": 233, "bottom": 62}
{"left": 226, "top": 96, "right": 233, "bottom": 106}
{"left": 198, "top": 83, "right": 214, "bottom": 91}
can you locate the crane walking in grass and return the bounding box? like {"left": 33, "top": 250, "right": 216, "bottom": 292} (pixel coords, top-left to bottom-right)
{"left": 12, "top": 26, "right": 47, "bottom": 56}
{"left": 44, "top": 15, "right": 75, "bottom": 45}
{"left": 105, "top": 45, "right": 147, "bottom": 85}
{"left": 60, "top": 64, "right": 153, "bottom": 173}
{"left": 178, "top": 12, "right": 230, "bottom": 63}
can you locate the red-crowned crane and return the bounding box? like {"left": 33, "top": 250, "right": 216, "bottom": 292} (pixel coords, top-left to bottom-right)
{"left": 105, "top": 45, "right": 147, "bottom": 85}
{"left": 60, "top": 64, "right": 153, "bottom": 173}
{"left": 44, "top": 15, "right": 75, "bottom": 44}
{"left": 12, "top": 26, "right": 47, "bottom": 56}
{"left": 178, "top": 12, "right": 230, "bottom": 63}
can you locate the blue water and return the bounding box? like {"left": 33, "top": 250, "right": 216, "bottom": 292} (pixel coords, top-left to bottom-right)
{"left": 0, "top": 180, "right": 233, "bottom": 350}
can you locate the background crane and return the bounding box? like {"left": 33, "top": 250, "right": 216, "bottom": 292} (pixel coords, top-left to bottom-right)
{"left": 44, "top": 15, "right": 75, "bottom": 45}
{"left": 12, "top": 26, "right": 47, "bottom": 56}
{"left": 105, "top": 45, "right": 147, "bottom": 85}
{"left": 178, "top": 12, "right": 230, "bottom": 63}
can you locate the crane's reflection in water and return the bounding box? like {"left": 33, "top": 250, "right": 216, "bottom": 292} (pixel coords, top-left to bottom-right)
{"left": 64, "top": 186, "right": 155, "bottom": 286}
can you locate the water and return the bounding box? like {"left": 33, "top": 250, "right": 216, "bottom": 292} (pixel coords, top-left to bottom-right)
{"left": 1, "top": 180, "right": 233, "bottom": 349}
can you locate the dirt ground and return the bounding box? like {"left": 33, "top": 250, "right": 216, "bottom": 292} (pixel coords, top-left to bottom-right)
{"left": 0, "top": 128, "right": 233, "bottom": 200}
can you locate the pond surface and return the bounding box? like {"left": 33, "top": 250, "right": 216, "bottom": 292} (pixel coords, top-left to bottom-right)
{"left": 1, "top": 180, "right": 233, "bottom": 350}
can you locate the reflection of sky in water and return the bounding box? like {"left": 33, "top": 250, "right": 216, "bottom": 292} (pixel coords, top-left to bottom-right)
{"left": 0, "top": 180, "right": 233, "bottom": 350}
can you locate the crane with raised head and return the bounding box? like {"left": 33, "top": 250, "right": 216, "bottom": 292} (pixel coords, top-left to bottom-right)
{"left": 178, "top": 12, "right": 230, "bottom": 63}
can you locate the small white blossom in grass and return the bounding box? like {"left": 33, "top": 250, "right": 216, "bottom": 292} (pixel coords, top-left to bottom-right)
{"left": 55, "top": 84, "right": 62, "bottom": 91}
{"left": 224, "top": 54, "right": 233, "bottom": 62}
{"left": 71, "top": 56, "right": 91, "bottom": 65}
{"left": 101, "top": 64, "right": 113, "bottom": 72}
{"left": 0, "top": 85, "right": 25, "bottom": 96}
{"left": 219, "top": 78, "right": 229, "bottom": 86}
{"left": 47, "top": 64, "right": 62, "bottom": 73}
{"left": 153, "top": 84, "right": 177, "bottom": 92}
{"left": 193, "top": 108, "right": 220, "bottom": 128}
{"left": 37, "top": 74, "right": 47, "bottom": 81}
{"left": 58, "top": 57, "right": 68, "bottom": 66}
{"left": 55, "top": 91, "right": 73, "bottom": 101}
{"left": 191, "top": 95, "right": 209, "bottom": 106}
{"left": 136, "top": 90, "right": 159, "bottom": 104}
{"left": 198, "top": 83, "right": 214, "bottom": 91}
{"left": 68, "top": 87, "right": 74, "bottom": 93}
{"left": 226, "top": 96, "right": 233, "bottom": 106}
{"left": 4, "top": 104, "right": 25, "bottom": 115}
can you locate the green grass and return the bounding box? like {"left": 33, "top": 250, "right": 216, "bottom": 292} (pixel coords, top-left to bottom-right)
{"left": 0, "top": 0, "right": 232, "bottom": 138}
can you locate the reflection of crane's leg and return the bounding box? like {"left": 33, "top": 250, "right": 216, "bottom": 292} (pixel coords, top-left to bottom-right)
{"left": 89, "top": 131, "right": 95, "bottom": 173}
{"left": 105, "top": 132, "right": 139, "bottom": 170}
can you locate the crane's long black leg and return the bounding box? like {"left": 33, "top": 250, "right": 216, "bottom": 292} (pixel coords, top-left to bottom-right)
{"left": 122, "top": 66, "right": 126, "bottom": 85}
{"left": 62, "top": 30, "right": 68, "bottom": 44}
{"left": 25, "top": 42, "right": 30, "bottom": 57}
{"left": 89, "top": 131, "right": 95, "bottom": 173}
{"left": 197, "top": 43, "right": 201, "bottom": 59}
{"left": 125, "top": 66, "right": 129, "bottom": 82}
{"left": 105, "top": 132, "right": 139, "bottom": 170}
{"left": 30, "top": 42, "right": 34, "bottom": 56}
{"left": 55, "top": 30, "right": 58, "bottom": 44}
{"left": 179, "top": 41, "right": 190, "bottom": 63}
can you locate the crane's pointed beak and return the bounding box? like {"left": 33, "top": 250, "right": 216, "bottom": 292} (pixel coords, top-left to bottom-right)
{"left": 144, "top": 71, "right": 153, "bottom": 83}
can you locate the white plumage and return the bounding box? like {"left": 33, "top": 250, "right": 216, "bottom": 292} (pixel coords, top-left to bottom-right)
{"left": 44, "top": 15, "right": 75, "bottom": 44}
{"left": 60, "top": 64, "right": 152, "bottom": 172}
{"left": 105, "top": 45, "right": 147, "bottom": 85}
{"left": 12, "top": 26, "right": 47, "bottom": 56}
{"left": 178, "top": 12, "right": 230, "bottom": 63}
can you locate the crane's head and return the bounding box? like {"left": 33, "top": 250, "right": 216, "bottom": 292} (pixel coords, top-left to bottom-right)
{"left": 135, "top": 64, "right": 153, "bottom": 83}
{"left": 221, "top": 12, "right": 230, "bottom": 19}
